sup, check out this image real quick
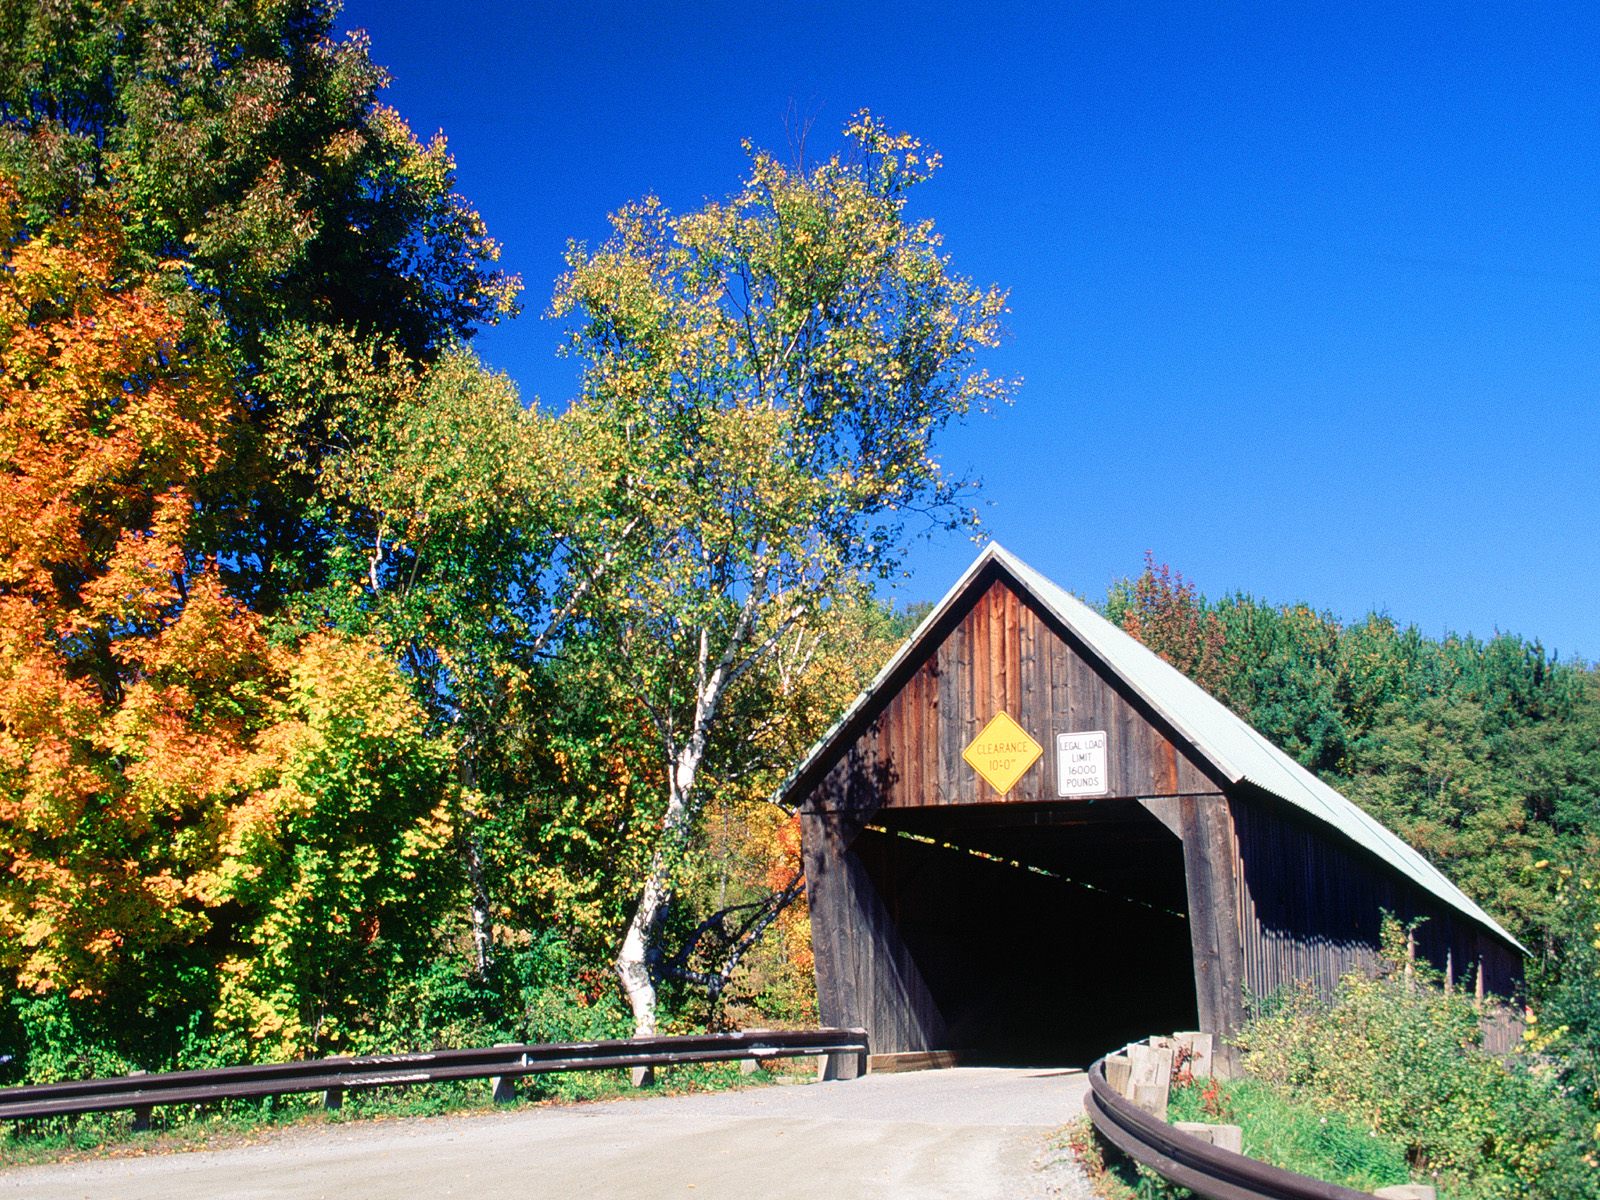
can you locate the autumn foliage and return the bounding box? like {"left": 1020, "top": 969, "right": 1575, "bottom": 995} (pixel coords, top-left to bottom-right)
{"left": 0, "top": 183, "right": 239, "bottom": 994}
{"left": 0, "top": 182, "right": 457, "bottom": 1057}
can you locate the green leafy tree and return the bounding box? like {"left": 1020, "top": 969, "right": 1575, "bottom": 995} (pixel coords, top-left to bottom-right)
{"left": 0, "top": 0, "right": 519, "bottom": 612}
{"left": 1109, "top": 558, "right": 1600, "bottom": 956}
{"left": 551, "top": 113, "right": 1014, "bottom": 1046}
{"left": 214, "top": 633, "right": 458, "bottom": 1059}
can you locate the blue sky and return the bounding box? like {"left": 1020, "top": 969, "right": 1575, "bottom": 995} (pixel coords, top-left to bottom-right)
{"left": 341, "top": 2, "right": 1600, "bottom": 660}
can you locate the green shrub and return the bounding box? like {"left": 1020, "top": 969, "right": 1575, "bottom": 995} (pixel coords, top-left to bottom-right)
{"left": 1237, "top": 920, "right": 1599, "bottom": 1200}
{"left": 1528, "top": 864, "right": 1600, "bottom": 1116}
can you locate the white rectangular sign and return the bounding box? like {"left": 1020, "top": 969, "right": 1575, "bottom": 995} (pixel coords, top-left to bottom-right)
{"left": 1055, "top": 730, "right": 1109, "bottom": 797}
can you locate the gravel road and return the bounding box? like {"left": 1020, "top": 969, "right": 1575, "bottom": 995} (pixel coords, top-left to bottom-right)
{"left": 2, "top": 1066, "right": 1094, "bottom": 1200}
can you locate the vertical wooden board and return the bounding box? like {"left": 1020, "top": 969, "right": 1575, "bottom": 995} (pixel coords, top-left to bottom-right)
{"left": 912, "top": 670, "right": 928, "bottom": 804}
{"left": 1113, "top": 699, "right": 1142, "bottom": 797}
{"left": 983, "top": 586, "right": 1000, "bottom": 721}
{"left": 981, "top": 586, "right": 997, "bottom": 718}
{"left": 899, "top": 678, "right": 917, "bottom": 806}
{"left": 1003, "top": 585, "right": 1022, "bottom": 715}
{"left": 1062, "top": 641, "right": 1083, "bottom": 733}
{"left": 1117, "top": 682, "right": 1147, "bottom": 798}
{"left": 1156, "top": 741, "right": 1180, "bottom": 797}
{"left": 972, "top": 601, "right": 994, "bottom": 801}
{"left": 861, "top": 720, "right": 878, "bottom": 811}
{"left": 916, "top": 665, "right": 933, "bottom": 806}
{"left": 1068, "top": 647, "right": 1111, "bottom": 788}
{"left": 923, "top": 657, "right": 940, "bottom": 805}
{"left": 954, "top": 613, "right": 974, "bottom": 803}
{"left": 1176, "top": 752, "right": 1216, "bottom": 795}
{"left": 1034, "top": 606, "right": 1057, "bottom": 799}
{"left": 937, "top": 634, "right": 959, "bottom": 804}
{"left": 1049, "top": 633, "right": 1071, "bottom": 746}
{"left": 892, "top": 676, "right": 911, "bottom": 807}
{"left": 1017, "top": 602, "right": 1045, "bottom": 802}
{"left": 879, "top": 693, "right": 899, "bottom": 808}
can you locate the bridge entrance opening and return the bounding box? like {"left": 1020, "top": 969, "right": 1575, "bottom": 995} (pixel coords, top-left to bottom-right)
{"left": 859, "top": 801, "right": 1197, "bottom": 1067}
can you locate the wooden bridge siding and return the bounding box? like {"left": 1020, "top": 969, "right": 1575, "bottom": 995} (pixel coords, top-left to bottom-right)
{"left": 800, "top": 809, "right": 949, "bottom": 1061}
{"left": 812, "top": 578, "right": 1218, "bottom": 813}
{"left": 1230, "top": 792, "right": 1523, "bottom": 1006}
{"left": 1179, "top": 795, "right": 1248, "bottom": 1046}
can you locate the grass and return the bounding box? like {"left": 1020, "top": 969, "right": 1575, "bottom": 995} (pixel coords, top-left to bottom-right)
{"left": 1167, "top": 1076, "right": 1411, "bottom": 1193}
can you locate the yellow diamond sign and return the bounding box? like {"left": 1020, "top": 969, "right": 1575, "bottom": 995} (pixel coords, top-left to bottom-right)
{"left": 962, "top": 711, "right": 1042, "bottom": 795}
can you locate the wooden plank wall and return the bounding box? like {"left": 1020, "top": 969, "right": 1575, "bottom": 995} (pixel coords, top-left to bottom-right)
{"left": 799, "top": 810, "right": 949, "bottom": 1061}
{"left": 804, "top": 575, "right": 1220, "bottom": 813}
{"left": 1230, "top": 791, "right": 1523, "bottom": 1004}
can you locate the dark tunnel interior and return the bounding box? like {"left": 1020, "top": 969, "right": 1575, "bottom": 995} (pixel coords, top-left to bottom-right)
{"left": 858, "top": 801, "right": 1199, "bottom": 1066}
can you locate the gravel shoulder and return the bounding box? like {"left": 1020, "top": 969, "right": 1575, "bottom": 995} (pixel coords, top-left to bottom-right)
{"left": 1, "top": 1066, "right": 1094, "bottom": 1200}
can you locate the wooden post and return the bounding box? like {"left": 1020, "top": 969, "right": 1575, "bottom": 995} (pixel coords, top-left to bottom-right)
{"left": 818, "top": 1047, "right": 866, "bottom": 1081}
{"left": 1175, "top": 1122, "right": 1242, "bottom": 1154}
{"left": 1173, "top": 1031, "right": 1214, "bottom": 1080}
{"left": 1179, "top": 796, "right": 1245, "bottom": 1076}
{"left": 323, "top": 1087, "right": 343, "bottom": 1111}
{"left": 1132, "top": 1083, "right": 1169, "bottom": 1120}
{"left": 1105, "top": 1054, "right": 1133, "bottom": 1098}
{"left": 1126, "top": 1042, "right": 1172, "bottom": 1118}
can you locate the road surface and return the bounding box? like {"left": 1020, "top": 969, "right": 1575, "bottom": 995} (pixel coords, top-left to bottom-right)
{"left": 3, "top": 1066, "right": 1093, "bottom": 1200}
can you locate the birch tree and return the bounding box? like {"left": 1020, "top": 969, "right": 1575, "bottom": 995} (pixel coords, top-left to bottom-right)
{"left": 551, "top": 113, "right": 1014, "bottom": 1051}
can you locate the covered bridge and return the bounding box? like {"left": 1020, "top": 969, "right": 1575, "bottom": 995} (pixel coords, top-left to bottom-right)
{"left": 781, "top": 545, "right": 1523, "bottom": 1069}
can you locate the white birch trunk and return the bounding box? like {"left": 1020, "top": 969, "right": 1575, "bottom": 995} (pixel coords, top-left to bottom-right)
{"left": 466, "top": 831, "right": 493, "bottom": 978}
{"left": 612, "top": 578, "right": 783, "bottom": 1084}
{"left": 615, "top": 742, "right": 703, "bottom": 1084}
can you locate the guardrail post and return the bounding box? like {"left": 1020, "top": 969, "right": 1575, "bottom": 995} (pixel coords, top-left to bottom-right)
{"left": 489, "top": 1045, "right": 521, "bottom": 1103}
{"left": 323, "top": 1087, "right": 343, "bottom": 1111}
{"left": 129, "top": 1070, "right": 152, "bottom": 1132}
{"left": 817, "top": 1047, "right": 866, "bottom": 1081}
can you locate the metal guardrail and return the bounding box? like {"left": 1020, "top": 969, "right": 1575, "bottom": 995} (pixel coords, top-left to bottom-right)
{"left": 1084, "top": 1056, "right": 1375, "bottom": 1200}
{"left": 0, "top": 1028, "right": 869, "bottom": 1125}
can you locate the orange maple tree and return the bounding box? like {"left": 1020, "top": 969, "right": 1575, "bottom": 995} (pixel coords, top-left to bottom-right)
{"left": 0, "top": 181, "right": 459, "bottom": 1058}
{"left": 0, "top": 178, "right": 261, "bottom": 998}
